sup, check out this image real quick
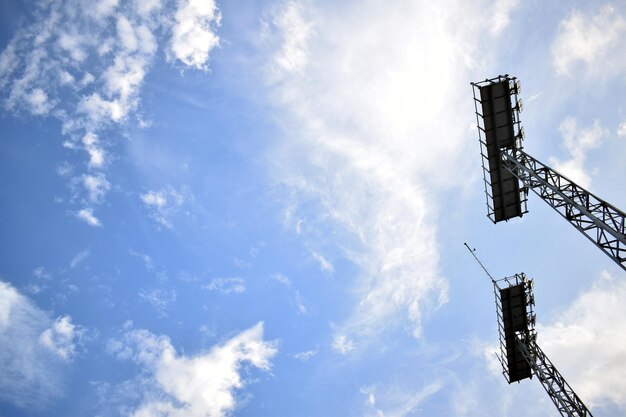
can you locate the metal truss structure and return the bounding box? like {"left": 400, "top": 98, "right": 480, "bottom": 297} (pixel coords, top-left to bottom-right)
{"left": 515, "top": 332, "right": 593, "bottom": 417}
{"left": 491, "top": 272, "right": 594, "bottom": 417}
{"left": 494, "top": 273, "right": 535, "bottom": 384}
{"left": 471, "top": 74, "right": 626, "bottom": 272}
{"left": 501, "top": 148, "right": 626, "bottom": 272}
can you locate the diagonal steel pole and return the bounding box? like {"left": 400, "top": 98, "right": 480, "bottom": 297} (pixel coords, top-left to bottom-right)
{"left": 500, "top": 148, "right": 626, "bottom": 272}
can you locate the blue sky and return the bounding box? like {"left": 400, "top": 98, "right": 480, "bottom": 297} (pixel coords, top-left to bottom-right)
{"left": 1, "top": 0, "right": 626, "bottom": 416}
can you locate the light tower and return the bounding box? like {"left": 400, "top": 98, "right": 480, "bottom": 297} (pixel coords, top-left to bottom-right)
{"left": 464, "top": 244, "right": 593, "bottom": 417}
{"left": 471, "top": 75, "right": 626, "bottom": 271}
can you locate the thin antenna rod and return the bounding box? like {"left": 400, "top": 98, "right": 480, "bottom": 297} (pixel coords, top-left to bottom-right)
{"left": 464, "top": 242, "right": 496, "bottom": 284}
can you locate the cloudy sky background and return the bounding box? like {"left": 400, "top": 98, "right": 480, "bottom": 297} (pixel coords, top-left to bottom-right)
{"left": 1, "top": 0, "right": 626, "bottom": 416}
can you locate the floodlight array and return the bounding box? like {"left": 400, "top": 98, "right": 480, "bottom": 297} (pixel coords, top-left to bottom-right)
{"left": 471, "top": 75, "right": 528, "bottom": 223}
{"left": 493, "top": 273, "right": 536, "bottom": 383}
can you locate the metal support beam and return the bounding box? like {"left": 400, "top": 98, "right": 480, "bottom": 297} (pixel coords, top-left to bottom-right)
{"left": 501, "top": 148, "right": 626, "bottom": 271}
{"left": 515, "top": 333, "right": 593, "bottom": 417}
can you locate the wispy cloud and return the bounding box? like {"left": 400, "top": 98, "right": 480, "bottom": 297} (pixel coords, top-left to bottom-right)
{"left": 272, "top": 272, "right": 292, "bottom": 287}
{"left": 309, "top": 250, "right": 334, "bottom": 274}
{"left": 128, "top": 248, "right": 154, "bottom": 270}
{"left": 332, "top": 334, "right": 355, "bottom": 355}
{"left": 140, "top": 186, "right": 187, "bottom": 229}
{"left": 264, "top": 0, "right": 502, "bottom": 346}
{"left": 169, "top": 0, "right": 221, "bottom": 69}
{"left": 25, "top": 267, "right": 52, "bottom": 294}
{"left": 70, "top": 249, "right": 90, "bottom": 269}
{"left": 82, "top": 132, "right": 107, "bottom": 169}
{"left": 0, "top": 281, "right": 76, "bottom": 408}
{"left": 265, "top": 0, "right": 314, "bottom": 78}
{"left": 75, "top": 208, "right": 102, "bottom": 227}
{"left": 490, "top": 0, "right": 520, "bottom": 36}
{"left": 552, "top": 5, "right": 626, "bottom": 77}
{"left": 0, "top": 0, "right": 221, "bottom": 225}
{"left": 292, "top": 348, "right": 317, "bottom": 361}
{"left": 538, "top": 270, "right": 626, "bottom": 410}
{"left": 202, "top": 277, "right": 246, "bottom": 294}
{"left": 360, "top": 381, "right": 444, "bottom": 417}
{"left": 107, "top": 321, "right": 277, "bottom": 417}
{"left": 38, "top": 315, "right": 85, "bottom": 361}
{"left": 294, "top": 290, "right": 307, "bottom": 314}
{"left": 81, "top": 173, "right": 111, "bottom": 204}
{"left": 549, "top": 117, "right": 607, "bottom": 187}
{"left": 138, "top": 288, "right": 177, "bottom": 316}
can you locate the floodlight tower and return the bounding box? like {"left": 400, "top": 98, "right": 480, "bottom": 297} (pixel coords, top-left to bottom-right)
{"left": 464, "top": 244, "right": 594, "bottom": 417}
{"left": 493, "top": 273, "right": 593, "bottom": 417}
{"left": 471, "top": 75, "right": 626, "bottom": 271}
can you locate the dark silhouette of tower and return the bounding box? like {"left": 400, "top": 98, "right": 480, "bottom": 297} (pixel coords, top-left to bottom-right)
{"left": 471, "top": 75, "right": 626, "bottom": 271}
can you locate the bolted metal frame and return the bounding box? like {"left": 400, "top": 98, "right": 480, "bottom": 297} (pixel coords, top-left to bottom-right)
{"left": 493, "top": 273, "right": 536, "bottom": 383}
{"left": 501, "top": 148, "right": 626, "bottom": 272}
{"left": 492, "top": 273, "right": 594, "bottom": 416}
{"left": 471, "top": 75, "right": 528, "bottom": 223}
{"left": 515, "top": 332, "right": 594, "bottom": 417}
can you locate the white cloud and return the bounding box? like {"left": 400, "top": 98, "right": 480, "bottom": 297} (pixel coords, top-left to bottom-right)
{"left": 58, "top": 69, "right": 75, "bottom": 85}
{"left": 83, "top": 172, "right": 111, "bottom": 203}
{"left": 76, "top": 208, "right": 102, "bottom": 227}
{"left": 87, "top": 0, "right": 119, "bottom": 20}
{"left": 491, "top": 0, "right": 520, "bottom": 36}
{"left": 548, "top": 117, "right": 607, "bottom": 187}
{"left": 294, "top": 290, "right": 307, "bottom": 314}
{"left": 0, "top": 41, "right": 19, "bottom": 90}
{"left": 76, "top": 93, "right": 121, "bottom": 124}
{"left": 140, "top": 187, "right": 186, "bottom": 228}
{"left": 618, "top": 121, "right": 626, "bottom": 137}
{"left": 169, "top": 0, "right": 221, "bottom": 69}
{"left": 309, "top": 250, "right": 334, "bottom": 274}
{"left": 129, "top": 248, "right": 154, "bottom": 270}
{"left": 33, "top": 267, "right": 51, "bottom": 280}
{"left": 25, "top": 267, "right": 52, "bottom": 294}
{"left": 80, "top": 72, "right": 95, "bottom": 87}
{"left": 266, "top": 0, "right": 314, "bottom": 77}
{"left": 141, "top": 190, "right": 168, "bottom": 207}
{"left": 0, "top": 281, "right": 72, "bottom": 408}
{"left": 203, "top": 277, "right": 246, "bottom": 294}
{"left": 360, "top": 381, "right": 444, "bottom": 417}
{"left": 58, "top": 32, "right": 87, "bottom": 62}
{"left": 0, "top": 0, "right": 220, "bottom": 223}
{"left": 232, "top": 257, "right": 251, "bottom": 269}
{"left": 25, "top": 88, "right": 53, "bottom": 115}
{"left": 272, "top": 272, "right": 291, "bottom": 287}
{"left": 538, "top": 270, "right": 626, "bottom": 410}
{"left": 117, "top": 15, "right": 139, "bottom": 52}
{"left": 139, "top": 288, "right": 177, "bottom": 315}
{"left": 108, "top": 322, "right": 277, "bottom": 417}
{"left": 135, "top": 0, "right": 162, "bottom": 17}
{"left": 332, "top": 334, "right": 355, "bottom": 354}
{"left": 82, "top": 132, "right": 106, "bottom": 168}
{"left": 70, "top": 249, "right": 90, "bottom": 269}
{"left": 266, "top": 0, "right": 495, "bottom": 345}
{"left": 38, "top": 315, "right": 84, "bottom": 361}
{"left": 292, "top": 349, "right": 317, "bottom": 361}
{"left": 552, "top": 5, "right": 626, "bottom": 76}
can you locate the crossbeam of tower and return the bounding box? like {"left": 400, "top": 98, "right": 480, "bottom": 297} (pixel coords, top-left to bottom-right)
{"left": 515, "top": 332, "right": 593, "bottom": 417}
{"left": 501, "top": 148, "right": 626, "bottom": 270}
{"left": 471, "top": 75, "right": 626, "bottom": 272}
{"left": 464, "top": 244, "right": 595, "bottom": 417}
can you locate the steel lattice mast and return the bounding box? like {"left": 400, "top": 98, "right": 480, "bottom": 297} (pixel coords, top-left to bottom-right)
{"left": 515, "top": 332, "right": 592, "bottom": 417}
{"left": 501, "top": 148, "right": 626, "bottom": 269}
{"left": 471, "top": 75, "right": 626, "bottom": 272}
{"left": 463, "top": 247, "right": 596, "bottom": 417}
